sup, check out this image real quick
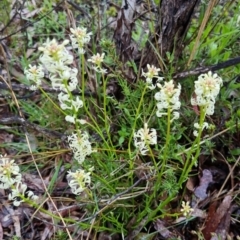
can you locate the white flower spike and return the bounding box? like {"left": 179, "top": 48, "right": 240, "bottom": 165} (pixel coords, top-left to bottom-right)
{"left": 70, "top": 27, "right": 92, "bottom": 54}
{"left": 67, "top": 169, "right": 92, "bottom": 195}
{"left": 134, "top": 123, "right": 157, "bottom": 155}
{"left": 155, "top": 80, "right": 181, "bottom": 120}
{"left": 88, "top": 53, "right": 107, "bottom": 74}
{"left": 191, "top": 71, "right": 222, "bottom": 115}
{"left": 24, "top": 64, "right": 44, "bottom": 87}
{"left": 142, "top": 64, "right": 163, "bottom": 90}
{"left": 68, "top": 131, "right": 95, "bottom": 164}
{"left": 0, "top": 155, "right": 22, "bottom": 189}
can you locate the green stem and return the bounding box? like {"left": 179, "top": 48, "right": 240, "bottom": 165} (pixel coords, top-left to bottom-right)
{"left": 39, "top": 87, "right": 65, "bottom": 115}
{"left": 128, "top": 85, "right": 148, "bottom": 171}
{"left": 152, "top": 107, "right": 171, "bottom": 204}
{"left": 158, "top": 107, "right": 171, "bottom": 177}
{"left": 102, "top": 74, "right": 114, "bottom": 150}
{"left": 81, "top": 55, "right": 112, "bottom": 150}
{"left": 178, "top": 106, "right": 206, "bottom": 186}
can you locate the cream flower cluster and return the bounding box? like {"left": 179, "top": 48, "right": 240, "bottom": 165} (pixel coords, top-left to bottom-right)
{"left": 67, "top": 131, "right": 95, "bottom": 164}
{"left": 39, "top": 39, "right": 72, "bottom": 71}
{"left": 191, "top": 71, "right": 222, "bottom": 115}
{"left": 8, "top": 182, "right": 39, "bottom": 207}
{"left": 0, "top": 155, "right": 21, "bottom": 189}
{"left": 67, "top": 168, "right": 92, "bottom": 195}
{"left": 70, "top": 27, "right": 92, "bottom": 54}
{"left": 0, "top": 155, "right": 38, "bottom": 206}
{"left": 180, "top": 201, "right": 194, "bottom": 217}
{"left": 193, "top": 122, "right": 209, "bottom": 137}
{"left": 24, "top": 38, "right": 81, "bottom": 124}
{"left": 88, "top": 53, "right": 107, "bottom": 74}
{"left": 66, "top": 131, "right": 95, "bottom": 194}
{"left": 24, "top": 27, "right": 96, "bottom": 196}
{"left": 38, "top": 38, "right": 84, "bottom": 124}
{"left": 24, "top": 64, "right": 44, "bottom": 89}
{"left": 134, "top": 123, "right": 157, "bottom": 155}
{"left": 155, "top": 80, "right": 181, "bottom": 120}
{"left": 142, "top": 64, "right": 163, "bottom": 90}
{"left": 25, "top": 27, "right": 92, "bottom": 123}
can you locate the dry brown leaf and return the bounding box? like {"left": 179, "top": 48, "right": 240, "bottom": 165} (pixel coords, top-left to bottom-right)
{"left": 202, "top": 195, "right": 232, "bottom": 240}
{"left": 41, "top": 225, "right": 53, "bottom": 240}
{"left": 186, "top": 176, "right": 197, "bottom": 192}
{"left": 153, "top": 219, "right": 175, "bottom": 239}
{"left": 7, "top": 208, "right": 22, "bottom": 238}
{"left": 194, "top": 169, "right": 213, "bottom": 200}
{"left": 23, "top": 172, "right": 47, "bottom": 192}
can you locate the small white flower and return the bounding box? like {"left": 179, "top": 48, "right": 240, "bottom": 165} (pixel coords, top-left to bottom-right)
{"left": 27, "top": 190, "right": 39, "bottom": 201}
{"left": 70, "top": 27, "right": 92, "bottom": 54}
{"left": 58, "top": 92, "right": 71, "bottom": 110}
{"left": 180, "top": 201, "right": 193, "bottom": 217}
{"left": 155, "top": 80, "right": 181, "bottom": 119}
{"left": 39, "top": 39, "right": 73, "bottom": 70}
{"left": 24, "top": 64, "right": 44, "bottom": 87}
{"left": 194, "top": 123, "right": 200, "bottom": 129}
{"left": 9, "top": 182, "right": 27, "bottom": 206}
{"left": 93, "top": 66, "right": 107, "bottom": 74}
{"left": 58, "top": 93, "right": 83, "bottom": 112}
{"left": 193, "top": 122, "right": 209, "bottom": 137}
{"left": 68, "top": 131, "right": 95, "bottom": 164}
{"left": 65, "top": 115, "right": 76, "bottom": 123}
{"left": 191, "top": 71, "right": 222, "bottom": 115}
{"left": 134, "top": 123, "right": 157, "bottom": 155}
{"left": 88, "top": 53, "right": 107, "bottom": 73}
{"left": 65, "top": 115, "right": 86, "bottom": 124}
{"left": 88, "top": 53, "right": 104, "bottom": 65}
{"left": 76, "top": 119, "right": 87, "bottom": 124}
{"left": 8, "top": 182, "right": 38, "bottom": 206}
{"left": 0, "top": 155, "right": 22, "bottom": 189}
{"left": 71, "top": 96, "right": 83, "bottom": 111}
{"left": 193, "top": 130, "right": 198, "bottom": 137}
{"left": 142, "top": 64, "right": 163, "bottom": 90}
{"left": 29, "top": 85, "right": 37, "bottom": 91}
{"left": 51, "top": 66, "right": 78, "bottom": 88}
{"left": 172, "top": 111, "right": 180, "bottom": 121}
{"left": 67, "top": 169, "right": 92, "bottom": 195}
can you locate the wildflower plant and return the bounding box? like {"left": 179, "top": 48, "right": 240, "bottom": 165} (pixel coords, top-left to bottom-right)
{"left": 8, "top": 182, "right": 39, "bottom": 207}
{"left": 0, "top": 155, "right": 38, "bottom": 206}
{"left": 22, "top": 21, "right": 225, "bottom": 238}
{"left": 67, "top": 131, "right": 95, "bottom": 164}
{"left": 88, "top": 53, "right": 107, "bottom": 74}
{"left": 179, "top": 71, "right": 223, "bottom": 186}
{"left": 155, "top": 80, "right": 181, "bottom": 120}
{"left": 24, "top": 27, "right": 102, "bottom": 197}
{"left": 181, "top": 201, "right": 194, "bottom": 217}
{"left": 0, "top": 155, "right": 21, "bottom": 189}
{"left": 191, "top": 71, "right": 222, "bottom": 140}
{"left": 142, "top": 64, "right": 163, "bottom": 90}
{"left": 70, "top": 27, "right": 92, "bottom": 54}
{"left": 67, "top": 168, "right": 92, "bottom": 195}
{"left": 134, "top": 123, "right": 157, "bottom": 155}
{"left": 24, "top": 64, "right": 44, "bottom": 89}
{"left": 3, "top": 0, "right": 240, "bottom": 238}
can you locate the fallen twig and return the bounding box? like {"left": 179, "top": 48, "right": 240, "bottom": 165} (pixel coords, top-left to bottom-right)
{"left": 173, "top": 56, "right": 240, "bottom": 79}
